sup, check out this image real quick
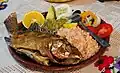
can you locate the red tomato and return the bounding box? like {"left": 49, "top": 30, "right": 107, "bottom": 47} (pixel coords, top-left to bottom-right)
{"left": 87, "top": 26, "right": 98, "bottom": 34}
{"left": 97, "top": 23, "right": 113, "bottom": 38}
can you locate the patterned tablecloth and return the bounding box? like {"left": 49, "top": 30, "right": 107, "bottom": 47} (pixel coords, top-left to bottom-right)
{"left": 0, "top": 0, "right": 120, "bottom": 73}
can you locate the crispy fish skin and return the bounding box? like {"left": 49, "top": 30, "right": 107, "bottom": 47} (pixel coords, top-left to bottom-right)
{"left": 11, "top": 32, "right": 54, "bottom": 56}
{"left": 10, "top": 32, "right": 83, "bottom": 65}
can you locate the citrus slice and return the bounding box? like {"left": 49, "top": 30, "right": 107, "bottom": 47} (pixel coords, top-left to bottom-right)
{"left": 22, "top": 11, "right": 45, "bottom": 28}
{"left": 63, "top": 23, "right": 77, "bottom": 29}
{"left": 46, "top": 5, "right": 56, "bottom": 20}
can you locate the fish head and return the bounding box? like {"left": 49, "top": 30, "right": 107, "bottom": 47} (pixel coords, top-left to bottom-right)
{"left": 50, "top": 39, "right": 82, "bottom": 60}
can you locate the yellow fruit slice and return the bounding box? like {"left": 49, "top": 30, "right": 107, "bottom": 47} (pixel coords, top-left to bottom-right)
{"left": 63, "top": 23, "right": 77, "bottom": 29}
{"left": 22, "top": 11, "right": 45, "bottom": 28}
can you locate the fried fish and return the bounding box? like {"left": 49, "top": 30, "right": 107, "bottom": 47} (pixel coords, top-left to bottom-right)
{"left": 10, "top": 31, "right": 82, "bottom": 65}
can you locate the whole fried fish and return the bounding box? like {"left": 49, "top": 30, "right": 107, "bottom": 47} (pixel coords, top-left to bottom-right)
{"left": 10, "top": 32, "right": 82, "bottom": 65}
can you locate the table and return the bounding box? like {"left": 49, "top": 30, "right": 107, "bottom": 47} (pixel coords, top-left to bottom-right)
{"left": 0, "top": 0, "right": 120, "bottom": 73}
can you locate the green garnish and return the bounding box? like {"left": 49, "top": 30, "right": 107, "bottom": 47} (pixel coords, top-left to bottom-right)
{"left": 42, "top": 18, "right": 68, "bottom": 32}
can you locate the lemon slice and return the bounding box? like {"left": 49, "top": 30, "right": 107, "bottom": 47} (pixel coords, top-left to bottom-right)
{"left": 63, "top": 23, "right": 77, "bottom": 29}
{"left": 22, "top": 11, "right": 45, "bottom": 28}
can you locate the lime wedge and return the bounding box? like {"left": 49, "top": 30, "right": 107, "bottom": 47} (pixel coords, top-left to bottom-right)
{"left": 46, "top": 5, "right": 56, "bottom": 20}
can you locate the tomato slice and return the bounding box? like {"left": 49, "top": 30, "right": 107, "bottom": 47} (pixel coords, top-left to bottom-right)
{"left": 97, "top": 23, "right": 113, "bottom": 38}
{"left": 87, "top": 26, "right": 98, "bottom": 34}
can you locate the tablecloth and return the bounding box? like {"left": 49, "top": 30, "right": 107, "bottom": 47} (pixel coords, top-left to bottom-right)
{"left": 0, "top": 0, "right": 120, "bottom": 73}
